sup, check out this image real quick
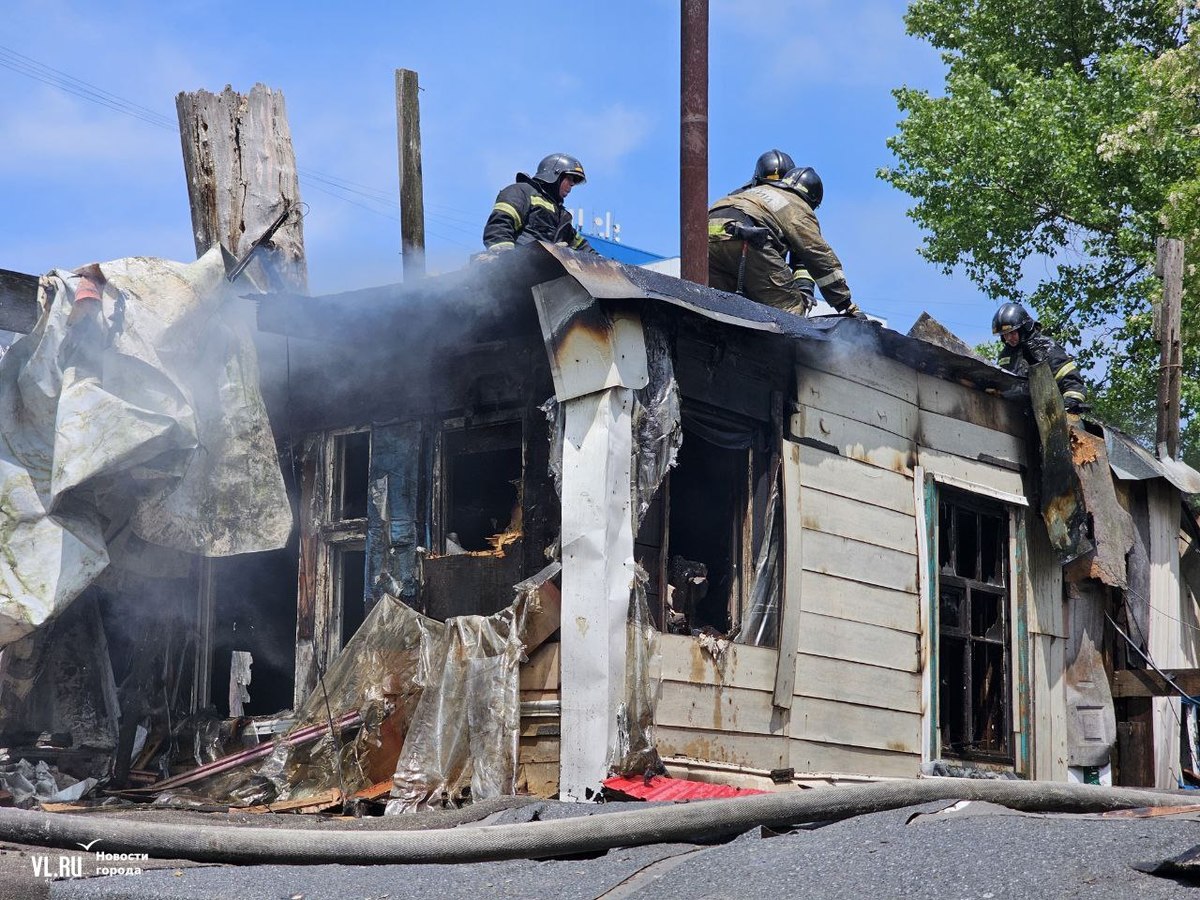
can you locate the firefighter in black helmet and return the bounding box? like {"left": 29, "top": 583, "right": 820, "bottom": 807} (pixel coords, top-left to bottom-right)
{"left": 750, "top": 149, "right": 795, "bottom": 187}
{"left": 992, "top": 302, "right": 1087, "bottom": 413}
{"left": 482, "top": 153, "right": 595, "bottom": 254}
{"left": 708, "top": 165, "right": 864, "bottom": 318}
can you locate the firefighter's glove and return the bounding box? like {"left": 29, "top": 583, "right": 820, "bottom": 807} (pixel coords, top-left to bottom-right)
{"left": 1064, "top": 398, "right": 1088, "bottom": 415}
{"left": 474, "top": 246, "right": 511, "bottom": 264}
{"left": 841, "top": 302, "right": 868, "bottom": 321}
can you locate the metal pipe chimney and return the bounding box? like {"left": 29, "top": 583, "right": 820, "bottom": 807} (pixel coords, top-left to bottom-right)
{"left": 680, "top": 0, "right": 709, "bottom": 285}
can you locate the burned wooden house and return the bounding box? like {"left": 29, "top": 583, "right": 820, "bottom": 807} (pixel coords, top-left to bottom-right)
{"left": 1, "top": 241, "right": 1197, "bottom": 807}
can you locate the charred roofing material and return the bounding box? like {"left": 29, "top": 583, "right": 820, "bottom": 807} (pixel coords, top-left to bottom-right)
{"left": 255, "top": 242, "right": 1028, "bottom": 400}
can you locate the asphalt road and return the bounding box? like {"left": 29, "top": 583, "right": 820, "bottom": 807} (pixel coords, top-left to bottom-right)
{"left": 11, "top": 800, "right": 1200, "bottom": 899}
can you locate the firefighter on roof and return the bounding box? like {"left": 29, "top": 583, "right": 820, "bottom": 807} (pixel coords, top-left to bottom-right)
{"left": 992, "top": 302, "right": 1088, "bottom": 413}
{"left": 483, "top": 153, "right": 596, "bottom": 254}
{"left": 742, "top": 148, "right": 795, "bottom": 190}
{"left": 708, "top": 165, "right": 865, "bottom": 318}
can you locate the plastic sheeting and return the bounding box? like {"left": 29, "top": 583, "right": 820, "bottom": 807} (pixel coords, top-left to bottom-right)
{"left": 386, "top": 592, "right": 528, "bottom": 813}
{"left": 608, "top": 565, "right": 663, "bottom": 778}
{"left": 544, "top": 317, "right": 681, "bottom": 536}
{"left": 260, "top": 593, "right": 432, "bottom": 805}
{"left": 741, "top": 461, "right": 782, "bottom": 648}
{"left": 630, "top": 321, "right": 681, "bottom": 529}
{"left": 0, "top": 249, "right": 291, "bottom": 646}
{"left": 0, "top": 759, "right": 97, "bottom": 808}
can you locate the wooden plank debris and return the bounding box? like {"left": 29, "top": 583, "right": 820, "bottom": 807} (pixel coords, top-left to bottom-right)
{"left": 1113, "top": 668, "right": 1200, "bottom": 699}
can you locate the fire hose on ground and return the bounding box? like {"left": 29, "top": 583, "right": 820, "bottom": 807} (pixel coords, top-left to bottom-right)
{"left": 0, "top": 779, "right": 1197, "bottom": 865}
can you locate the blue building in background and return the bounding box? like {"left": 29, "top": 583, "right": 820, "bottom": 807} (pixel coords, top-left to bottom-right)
{"left": 587, "top": 235, "right": 669, "bottom": 267}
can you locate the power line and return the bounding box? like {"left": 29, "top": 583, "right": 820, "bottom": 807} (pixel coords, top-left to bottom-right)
{"left": 0, "top": 43, "right": 476, "bottom": 246}
{"left": 0, "top": 44, "right": 177, "bottom": 131}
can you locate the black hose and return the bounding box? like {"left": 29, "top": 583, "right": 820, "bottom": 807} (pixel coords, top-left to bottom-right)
{"left": 2, "top": 779, "right": 1196, "bottom": 866}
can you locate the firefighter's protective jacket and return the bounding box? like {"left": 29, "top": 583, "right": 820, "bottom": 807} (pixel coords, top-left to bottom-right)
{"left": 997, "top": 327, "right": 1087, "bottom": 406}
{"left": 709, "top": 184, "right": 851, "bottom": 311}
{"left": 483, "top": 174, "right": 593, "bottom": 253}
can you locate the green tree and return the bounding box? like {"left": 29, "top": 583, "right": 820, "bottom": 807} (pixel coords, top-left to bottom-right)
{"left": 881, "top": 0, "right": 1200, "bottom": 462}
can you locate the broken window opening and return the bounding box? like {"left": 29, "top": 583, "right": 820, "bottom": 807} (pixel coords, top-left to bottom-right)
{"left": 640, "top": 426, "right": 751, "bottom": 637}
{"left": 334, "top": 430, "right": 370, "bottom": 521}
{"left": 440, "top": 421, "right": 523, "bottom": 554}
{"left": 200, "top": 447, "right": 301, "bottom": 718}
{"left": 937, "top": 488, "right": 1013, "bottom": 763}
{"left": 336, "top": 544, "right": 367, "bottom": 649}
{"left": 420, "top": 418, "right": 527, "bottom": 622}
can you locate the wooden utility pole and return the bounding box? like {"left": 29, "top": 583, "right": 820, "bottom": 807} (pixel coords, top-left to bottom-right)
{"left": 395, "top": 69, "right": 426, "bottom": 280}
{"left": 680, "top": 0, "right": 709, "bottom": 285}
{"left": 176, "top": 84, "right": 307, "bottom": 292}
{"left": 1154, "top": 237, "right": 1183, "bottom": 459}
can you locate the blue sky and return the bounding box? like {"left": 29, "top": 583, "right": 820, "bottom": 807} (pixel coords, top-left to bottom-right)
{"left": 1, "top": 0, "right": 996, "bottom": 344}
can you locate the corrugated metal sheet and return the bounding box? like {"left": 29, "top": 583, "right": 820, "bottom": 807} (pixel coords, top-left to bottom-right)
{"left": 602, "top": 775, "right": 766, "bottom": 801}
{"left": 1103, "top": 426, "right": 1200, "bottom": 494}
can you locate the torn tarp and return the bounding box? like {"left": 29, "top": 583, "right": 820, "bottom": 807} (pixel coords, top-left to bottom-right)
{"left": 630, "top": 319, "right": 681, "bottom": 529}
{"left": 386, "top": 589, "right": 530, "bottom": 814}
{"left": 0, "top": 759, "right": 97, "bottom": 808}
{"left": 608, "top": 565, "right": 662, "bottom": 779}
{"left": 0, "top": 248, "right": 290, "bottom": 645}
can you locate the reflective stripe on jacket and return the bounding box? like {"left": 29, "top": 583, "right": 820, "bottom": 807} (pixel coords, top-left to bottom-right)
{"left": 997, "top": 328, "right": 1087, "bottom": 402}
{"left": 709, "top": 184, "right": 851, "bottom": 311}
{"left": 483, "top": 174, "right": 594, "bottom": 253}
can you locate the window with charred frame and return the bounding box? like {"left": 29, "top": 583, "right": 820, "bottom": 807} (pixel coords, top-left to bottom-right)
{"left": 327, "top": 430, "right": 369, "bottom": 649}
{"left": 937, "top": 488, "right": 1013, "bottom": 762}
{"left": 635, "top": 404, "right": 779, "bottom": 645}
{"left": 435, "top": 420, "right": 523, "bottom": 553}
{"left": 423, "top": 418, "right": 526, "bottom": 620}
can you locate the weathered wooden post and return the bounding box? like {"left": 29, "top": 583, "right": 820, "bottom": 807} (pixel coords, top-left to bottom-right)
{"left": 175, "top": 83, "right": 307, "bottom": 711}
{"left": 1154, "top": 237, "right": 1183, "bottom": 460}
{"left": 176, "top": 83, "right": 307, "bottom": 292}
{"left": 395, "top": 68, "right": 426, "bottom": 280}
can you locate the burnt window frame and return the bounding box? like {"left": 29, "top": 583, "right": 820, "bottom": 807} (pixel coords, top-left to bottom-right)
{"left": 432, "top": 414, "right": 526, "bottom": 557}
{"left": 635, "top": 402, "right": 779, "bottom": 645}
{"left": 322, "top": 428, "right": 371, "bottom": 655}
{"left": 433, "top": 417, "right": 525, "bottom": 555}
{"left": 935, "top": 486, "right": 1015, "bottom": 764}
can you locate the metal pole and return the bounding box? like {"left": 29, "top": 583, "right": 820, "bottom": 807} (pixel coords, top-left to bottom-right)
{"left": 680, "top": 0, "right": 709, "bottom": 285}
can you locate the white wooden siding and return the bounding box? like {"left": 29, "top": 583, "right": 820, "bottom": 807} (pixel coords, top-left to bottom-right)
{"left": 1148, "top": 480, "right": 1194, "bottom": 789}
{"left": 648, "top": 358, "right": 1047, "bottom": 786}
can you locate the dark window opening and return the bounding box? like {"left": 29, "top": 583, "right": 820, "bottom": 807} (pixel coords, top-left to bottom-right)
{"left": 335, "top": 431, "right": 370, "bottom": 521}
{"left": 337, "top": 546, "right": 366, "bottom": 648}
{"left": 443, "top": 422, "right": 522, "bottom": 552}
{"left": 208, "top": 541, "right": 298, "bottom": 718}
{"left": 661, "top": 432, "right": 747, "bottom": 634}
{"left": 938, "top": 490, "right": 1012, "bottom": 762}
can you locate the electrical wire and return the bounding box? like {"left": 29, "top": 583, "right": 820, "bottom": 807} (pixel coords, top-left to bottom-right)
{"left": 0, "top": 44, "right": 177, "bottom": 130}
{"left": 0, "top": 43, "right": 476, "bottom": 248}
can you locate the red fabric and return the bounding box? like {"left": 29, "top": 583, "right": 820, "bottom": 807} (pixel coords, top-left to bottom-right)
{"left": 602, "top": 775, "right": 767, "bottom": 802}
{"left": 74, "top": 278, "right": 102, "bottom": 303}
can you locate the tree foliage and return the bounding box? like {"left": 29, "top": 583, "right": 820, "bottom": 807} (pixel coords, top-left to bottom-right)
{"left": 881, "top": 0, "right": 1200, "bottom": 461}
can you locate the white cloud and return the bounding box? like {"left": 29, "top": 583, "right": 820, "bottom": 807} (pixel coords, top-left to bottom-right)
{"left": 714, "top": 0, "right": 944, "bottom": 90}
